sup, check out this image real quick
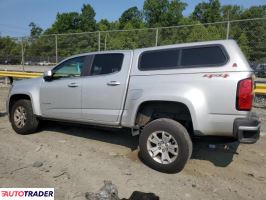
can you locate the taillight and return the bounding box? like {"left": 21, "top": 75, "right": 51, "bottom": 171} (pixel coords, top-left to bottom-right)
{"left": 236, "top": 78, "right": 253, "bottom": 111}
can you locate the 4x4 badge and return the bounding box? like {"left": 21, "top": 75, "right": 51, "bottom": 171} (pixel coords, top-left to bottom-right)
{"left": 203, "top": 74, "right": 229, "bottom": 78}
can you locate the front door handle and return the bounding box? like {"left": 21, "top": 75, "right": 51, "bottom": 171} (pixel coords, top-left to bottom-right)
{"left": 68, "top": 83, "right": 79, "bottom": 87}
{"left": 107, "top": 81, "right": 120, "bottom": 86}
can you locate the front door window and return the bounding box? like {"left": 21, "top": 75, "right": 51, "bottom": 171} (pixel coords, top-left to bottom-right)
{"left": 53, "top": 56, "right": 85, "bottom": 78}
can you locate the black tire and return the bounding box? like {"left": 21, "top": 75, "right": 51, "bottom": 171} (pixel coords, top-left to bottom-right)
{"left": 139, "top": 118, "right": 192, "bottom": 173}
{"left": 10, "top": 99, "right": 39, "bottom": 134}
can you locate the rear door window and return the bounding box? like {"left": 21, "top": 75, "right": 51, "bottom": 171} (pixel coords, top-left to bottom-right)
{"left": 90, "top": 54, "right": 124, "bottom": 75}
{"left": 181, "top": 46, "right": 227, "bottom": 67}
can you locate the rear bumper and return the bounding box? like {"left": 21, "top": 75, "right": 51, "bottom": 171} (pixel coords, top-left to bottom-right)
{"left": 233, "top": 113, "right": 261, "bottom": 144}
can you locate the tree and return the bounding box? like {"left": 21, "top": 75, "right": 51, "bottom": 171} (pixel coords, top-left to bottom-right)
{"left": 29, "top": 22, "right": 43, "bottom": 37}
{"left": 0, "top": 37, "right": 20, "bottom": 64}
{"left": 240, "top": 5, "right": 266, "bottom": 19}
{"left": 19, "top": 2, "right": 266, "bottom": 63}
{"left": 221, "top": 5, "right": 243, "bottom": 20}
{"left": 165, "top": 24, "right": 222, "bottom": 43}
{"left": 237, "top": 33, "right": 250, "bottom": 59}
{"left": 143, "top": 0, "right": 187, "bottom": 27}
{"left": 166, "top": 0, "right": 187, "bottom": 26}
{"left": 143, "top": 0, "right": 168, "bottom": 27}
{"left": 238, "top": 6, "right": 266, "bottom": 62}
{"left": 46, "top": 12, "right": 81, "bottom": 34}
{"left": 45, "top": 4, "right": 96, "bottom": 34}
{"left": 97, "top": 19, "right": 111, "bottom": 31}
{"left": 192, "top": 0, "right": 222, "bottom": 23}
{"left": 119, "top": 7, "right": 143, "bottom": 29}
{"left": 80, "top": 4, "right": 96, "bottom": 32}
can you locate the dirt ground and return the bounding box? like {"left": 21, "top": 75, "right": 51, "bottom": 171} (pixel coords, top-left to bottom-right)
{"left": 0, "top": 86, "right": 265, "bottom": 200}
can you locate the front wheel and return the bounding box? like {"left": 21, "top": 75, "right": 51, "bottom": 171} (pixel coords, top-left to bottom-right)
{"left": 139, "top": 118, "right": 192, "bottom": 173}
{"left": 10, "top": 99, "right": 39, "bottom": 134}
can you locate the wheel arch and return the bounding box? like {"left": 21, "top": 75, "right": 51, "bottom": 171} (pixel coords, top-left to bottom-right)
{"left": 8, "top": 93, "right": 34, "bottom": 120}
{"left": 133, "top": 100, "right": 197, "bottom": 134}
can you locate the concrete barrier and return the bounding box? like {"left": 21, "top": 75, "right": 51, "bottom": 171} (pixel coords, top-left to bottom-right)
{"left": 0, "top": 70, "right": 42, "bottom": 78}
{"left": 255, "top": 83, "right": 266, "bottom": 95}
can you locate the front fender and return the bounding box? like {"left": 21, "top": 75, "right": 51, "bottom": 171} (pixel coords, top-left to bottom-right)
{"left": 8, "top": 78, "right": 42, "bottom": 116}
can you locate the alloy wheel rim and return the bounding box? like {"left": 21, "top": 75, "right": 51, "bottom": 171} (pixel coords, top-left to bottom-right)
{"left": 14, "top": 106, "right": 27, "bottom": 128}
{"left": 147, "top": 131, "right": 179, "bottom": 164}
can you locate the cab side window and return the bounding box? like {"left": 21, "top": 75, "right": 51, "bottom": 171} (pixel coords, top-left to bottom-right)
{"left": 90, "top": 54, "right": 124, "bottom": 76}
{"left": 53, "top": 56, "right": 85, "bottom": 78}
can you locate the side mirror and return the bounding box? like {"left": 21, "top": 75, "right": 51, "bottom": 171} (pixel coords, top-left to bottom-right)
{"left": 43, "top": 70, "right": 53, "bottom": 81}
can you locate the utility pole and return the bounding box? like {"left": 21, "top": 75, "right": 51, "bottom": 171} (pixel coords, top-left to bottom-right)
{"left": 21, "top": 38, "right": 25, "bottom": 71}
{"left": 155, "top": 28, "right": 159, "bottom": 46}
{"left": 226, "top": 9, "right": 230, "bottom": 39}
{"left": 55, "top": 35, "right": 58, "bottom": 63}
{"left": 104, "top": 33, "right": 108, "bottom": 51}
{"left": 98, "top": 31, "right": 101, "bottom": 51}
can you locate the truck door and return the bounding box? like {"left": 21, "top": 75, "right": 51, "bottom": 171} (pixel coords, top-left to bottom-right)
{"left": 81, "top": 52, "right": 132, "bottom": 125}
{"left": 40, "top": 56, "right": 91, "bottom": 120}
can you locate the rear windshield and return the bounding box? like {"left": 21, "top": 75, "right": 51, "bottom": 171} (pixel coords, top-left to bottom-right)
{"left": 139, "top": 45, "right": 228, "bottom": 70}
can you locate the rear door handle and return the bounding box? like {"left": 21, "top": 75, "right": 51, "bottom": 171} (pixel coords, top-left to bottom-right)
{"left": 107, "top": 81, "right": 120, "bottom": 86}
{"left": 68, "top": 83, "right": 79, "bottom": 87}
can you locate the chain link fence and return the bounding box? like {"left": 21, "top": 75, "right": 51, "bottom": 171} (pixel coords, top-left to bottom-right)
{"left": 0, "top": 17, "right": 265, "bottom": 70}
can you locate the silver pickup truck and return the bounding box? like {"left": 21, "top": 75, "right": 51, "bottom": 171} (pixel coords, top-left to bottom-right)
{"left": 7, "top": 40, "right": 260, "bottom": 173}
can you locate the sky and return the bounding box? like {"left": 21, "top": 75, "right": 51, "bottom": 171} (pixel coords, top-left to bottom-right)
{"left": 0, "top": 0, "right": 265, "bottom": 37}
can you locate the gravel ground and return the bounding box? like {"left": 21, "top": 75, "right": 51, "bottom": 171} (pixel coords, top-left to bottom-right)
{"left": 254, "top": 95, "right": 266, "bottom": 109}
{"left": 0, "top": 86, "right": 265, "bottom": 200}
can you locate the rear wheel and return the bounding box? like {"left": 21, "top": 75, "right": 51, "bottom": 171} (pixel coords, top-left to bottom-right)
{"left": 139, "top": 118, "right": 192, "bottom": 173}
{"left": 10, "top": 99, "right": 39, "bottom": 134}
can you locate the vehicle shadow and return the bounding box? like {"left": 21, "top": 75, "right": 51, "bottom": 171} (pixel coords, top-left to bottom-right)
{"left": 40, "top": 121, "right": 139, "bottom": 151}
{"left": 0, "top": 112, "right": 7, "bottom": 117}
{"left": 40, "top": 121, "right": 239, "bottom": 167}
{"left": 191, "top": 137, "right": 240, "bottom": 167}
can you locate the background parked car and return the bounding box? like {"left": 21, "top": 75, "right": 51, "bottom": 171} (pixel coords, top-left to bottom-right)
{"left": 38, "top": 61, "right": 51, "bottom": 66}
{"left": 254, "top": 64, "right": 266, "bottom": 78}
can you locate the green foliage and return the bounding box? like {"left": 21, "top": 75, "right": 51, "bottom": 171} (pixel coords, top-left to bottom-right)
{"left": 221, "top": 5, "right": 243, "bottom": 20}
{"left": 97, "top": 19, "right": 111, "bottom": 31}
{"left": 238, "top": 19, "right": 266, "bottom": 62}
{"left": 29, "top": 22, "right": 43, "bottom": 37}
{"left": 1, "top": 1, "right": 266, "bottom": 64}
{"left": 187, "top": 25, "right": 224, "bottom": 42}
{"left": 229, "top": 5, "right": 266, "bottom": 62}
{"left": 143, "top": 0, "right": 169, "bottom": 27}
{"left": 119, "top": 7, "right": 143, "bottom": 29}
{"left": 166, "top": 0, "right": 187, "bottom": 26}
{"left": 0, "top": 37, "right": 20, "bottom": 63}
{"left": 46, "top": 12, "right": 82, "bottom": 34}
{"left": 57, "top": 33, "right": 98, "bottom": 57}
{"left": 25, "top": 36, "right": 55, "bottom": 60}
{"left": 45, "top": 4, "right": 96, "bottom": 34}
{"left": 80, "top": 4, "right": 96, "bottom": 32}
{"left": 241, "top": 5, "right": 266, "bottom": 18}
{"left": 237, "top": 33, "right": 250, "bottom": 59}
{"left": 107, "top": 25, "right": 156, "bottom": 50}
{"left": 192, "top": 0, "right": 222, "bottom": 23}
{"left": 143, "top": 0, "right": 187, "bottom": 27}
